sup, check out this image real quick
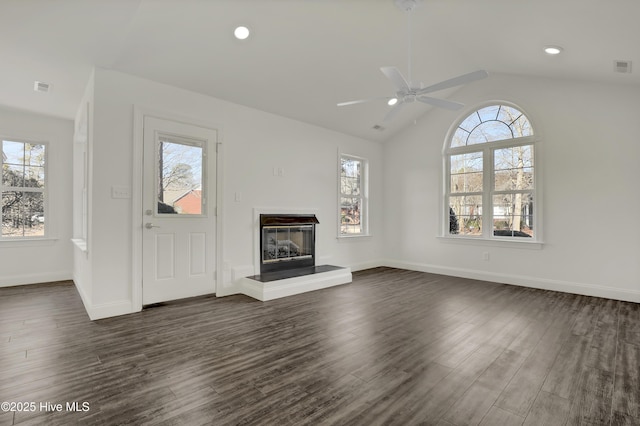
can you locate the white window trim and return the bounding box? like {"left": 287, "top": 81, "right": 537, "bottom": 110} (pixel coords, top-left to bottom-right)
{"left": 338, "top": 152, "right": 370, "bottom": 238}
{"left": 442, "top": 102, "right": 543, "bottom": 245}
{"left": 1, "top": 138, "right": 49, "bottom": 241}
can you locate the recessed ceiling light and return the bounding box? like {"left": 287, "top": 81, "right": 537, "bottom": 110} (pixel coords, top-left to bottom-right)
{"left": 544, "top": 46, "right": 563, "bottom": 55}
{"left": 388, "top": 98, "right": 398, "bottom": 106}
{"left": 234, "top": 26, "right": 250, "bottom": 40}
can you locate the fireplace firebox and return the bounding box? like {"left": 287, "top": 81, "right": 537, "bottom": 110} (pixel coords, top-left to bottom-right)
{"left": 260, "top": 214, "right": 319, "bottom": 275}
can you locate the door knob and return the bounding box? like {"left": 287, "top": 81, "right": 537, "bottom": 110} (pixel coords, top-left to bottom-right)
{"left": 145, "top": 222, "right": 160, "bottom": 229}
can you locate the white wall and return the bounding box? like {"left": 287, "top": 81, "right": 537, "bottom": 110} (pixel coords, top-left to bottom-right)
{"left": 72, "top": 71, "right": 94, "bottom": 306}
{"left": 383, "top": 73, "right": 640, "bottom": 302}
{"left": 80, "top": 68, "right": 383, "bottom": 318}
{"left": 0, "top": 106, "right": 74, "bottom": 286}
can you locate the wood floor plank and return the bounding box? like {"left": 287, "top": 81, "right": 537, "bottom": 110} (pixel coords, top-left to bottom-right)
{"left": 442, "top": 348, "right": 528, "bottom": 425}
{"left": 478, "top": 406, "right": 525, "bottom": 426}
{"left": 0, "top": 269, "right": 636, "bottom": 425}
{"left": 399, "top": 344, "right": 506, "bottom": 424}
{"left": 523, "top": 390, "right": 570, "bottom": 426}
{"left": 612, "top": 341, "right": 640, "bottom": 419}
{"left": 618, "top": 302, "right": 640, "bottom": 345}
{"left": 495, "top": 339, "right": 562, "bottom": 416}
{"left": 541, "top": 334, "right": 592, "bottom": 400}
{"left": 586, "top": 298, "right": 619, "bottom": 372}
{"left": 566, "top": 367, "right": 614, "bottom": 425}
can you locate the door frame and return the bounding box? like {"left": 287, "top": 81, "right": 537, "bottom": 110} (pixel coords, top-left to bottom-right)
{"left": 132, "top": 106, "right": 224, "bottom": 312}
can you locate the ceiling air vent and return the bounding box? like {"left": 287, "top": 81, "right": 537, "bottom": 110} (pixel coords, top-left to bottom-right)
{"left": 372, "top": 124, "right": 385, "bottom": 132}
{"left": 33, "top": 81, "right": 51, "bottom": 93}
{"left": 613, "top": 60, "right": 632, "bottom": 74}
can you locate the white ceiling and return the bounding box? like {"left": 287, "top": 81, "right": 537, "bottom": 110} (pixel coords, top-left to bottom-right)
{"left": 1, "top": 0, "right": 639, "bottom": 142}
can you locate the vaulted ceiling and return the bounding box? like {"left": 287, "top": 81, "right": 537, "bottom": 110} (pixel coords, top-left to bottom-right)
{"left": 1, "top": 0, "right": 639, "bottom": 142}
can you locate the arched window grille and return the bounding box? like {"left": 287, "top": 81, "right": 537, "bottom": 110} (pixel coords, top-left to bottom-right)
{"left": 445, "top": 103, "right": 538, "bottom": 240}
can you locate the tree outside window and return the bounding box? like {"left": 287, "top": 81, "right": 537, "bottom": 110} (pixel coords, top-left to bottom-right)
{"left": 445, "top": 104, "right": 537, "bottom": 240}
{"left": 1, "top": 140, "right": 47, "bottom": 238}
{"left": 339, "top": 155, "right": 368, "bottom": 236}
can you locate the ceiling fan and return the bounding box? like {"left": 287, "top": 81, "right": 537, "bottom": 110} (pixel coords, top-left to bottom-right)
{"left": 337, "top": 0, "right": 488, "bottom": 122}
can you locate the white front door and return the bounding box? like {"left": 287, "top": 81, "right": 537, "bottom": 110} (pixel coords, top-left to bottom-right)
{"left": 142, "top": 116, "right": 217, "bottom": 305}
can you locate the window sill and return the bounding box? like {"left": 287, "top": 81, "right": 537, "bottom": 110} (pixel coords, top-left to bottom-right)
{"left": 0, "top": 237, "right": 59, "bottom": 248}
{"left": 71, "top": 238, "right": 88, "bottom": 253}
{"left": 337, "top": 233, "right": 372, "bottom": 240}
{"left": 437, "top": 235, "right": 543, "bottom": 250}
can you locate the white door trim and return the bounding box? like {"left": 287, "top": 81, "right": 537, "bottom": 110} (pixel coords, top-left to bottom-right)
{"left": 132, "top": 106, "right": 224, "bottom": 312}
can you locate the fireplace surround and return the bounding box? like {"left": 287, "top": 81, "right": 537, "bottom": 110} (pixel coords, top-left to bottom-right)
{"left": 260, "top": 214, "right": 319, "bottom": 275}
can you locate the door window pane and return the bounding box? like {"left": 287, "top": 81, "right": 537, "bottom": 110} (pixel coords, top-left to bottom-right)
{"left": 156, "top": 137, "right": 204, "bottom": 215}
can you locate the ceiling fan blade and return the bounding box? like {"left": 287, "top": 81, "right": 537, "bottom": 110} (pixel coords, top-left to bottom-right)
{"left": 418, "top": 70, "right": 489, "bottom": 95}
{"left": 337, "top": 97, "right": 392, "bottom": 107}
{"left": 380, "top": 66, "right": 410, "bottom": 91}
{"left": 417, "top": 96, "right": 464, "bottom": 111}
{"left": 383, "top": 101, "right": 406, "bottom": 122}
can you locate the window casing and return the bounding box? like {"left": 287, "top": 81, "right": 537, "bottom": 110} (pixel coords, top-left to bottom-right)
{"left": 1, "top": 139, "right": 48, "bottom": 239}
{"left": 445, "top": 104, "right": 538, "bottom": 242}
{"left": 339, "top": 154, "right": 368, "bottom": 237}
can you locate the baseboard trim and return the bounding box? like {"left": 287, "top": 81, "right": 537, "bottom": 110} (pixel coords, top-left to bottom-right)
{"left": 72, "top": 279, "right": 135, "bottom": 320}
{"left": 349, "top": 259, "right": 386, "bottom": 272}
{"left": 86, "top": 300, "right": 135, "bottom": 320}
{"left": 382, "top": 259, "right": 640, "bottom": 303}
{"left": 0, "top": 271, "right": 72, "bottom": 288}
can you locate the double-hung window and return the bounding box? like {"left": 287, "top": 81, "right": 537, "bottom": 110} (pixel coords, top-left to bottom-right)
{"left": 339, "top": 154, "right": 368, "bottom": 236}
{"left": 445, "top": 104, "right": 538, "bottom": 241}
{"left": 1, "top": 139, "right": 47, "bottom": 238}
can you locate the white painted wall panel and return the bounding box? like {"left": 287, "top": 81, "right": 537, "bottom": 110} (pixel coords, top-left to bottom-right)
{"left": 155, "top": 233, "right": 175, "bottom": 280}
{"left": 0, "top": 106, "right": 74, "bottom": 287}
{"left": 383, "top": 73, "right": 640, "bottom": 302}
{"left": 189, "top": 232, "right": 206, "bottom": 276}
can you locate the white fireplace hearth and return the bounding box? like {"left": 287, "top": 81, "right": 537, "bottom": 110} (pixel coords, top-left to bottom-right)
{"left": 240, "top": 265, "right": 352, "bottom": 301}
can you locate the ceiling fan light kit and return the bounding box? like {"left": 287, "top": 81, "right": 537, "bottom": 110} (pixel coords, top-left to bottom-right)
{"left": 338, "top": 0, "right": 488, "bottom": 122}
{"left": 544, "top": 45, "right": 563, "bottom": 55}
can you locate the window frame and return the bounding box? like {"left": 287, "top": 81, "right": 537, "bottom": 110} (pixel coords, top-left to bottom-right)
{"left": 1, "top": 137, "right": 49, "bottom": 241}
{"left": 443, "top": 102, "right": 541, "bottom": 245}
{"left": 338, "top": 153, "right": 369, "bottom": 238}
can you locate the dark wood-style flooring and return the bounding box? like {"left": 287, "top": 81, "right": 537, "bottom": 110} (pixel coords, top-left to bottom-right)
{"left": 1, "top": 267, "right": 638, "bottom": 425}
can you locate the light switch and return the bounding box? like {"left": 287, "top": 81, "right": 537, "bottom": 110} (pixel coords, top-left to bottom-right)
{"left": 111, "top": 186, "right": 131, "bottom": 199}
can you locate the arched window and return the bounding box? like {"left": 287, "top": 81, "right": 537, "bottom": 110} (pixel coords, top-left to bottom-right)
{"left": 445, "top": 103, "right": 539, "bottom": 241}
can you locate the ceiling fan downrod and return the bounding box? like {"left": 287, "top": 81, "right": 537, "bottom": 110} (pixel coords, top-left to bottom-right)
{"left": 394, "top": 0, "right": 421, "bottom": 86}
{"left": 394, "top": 0, "right": 421, "bottom": 13}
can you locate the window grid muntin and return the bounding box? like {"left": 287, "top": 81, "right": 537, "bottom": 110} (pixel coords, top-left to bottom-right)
{"left": 445, "top": 104, "right": 537, "bottom": 241}
{"left": 339, "top": 154, "right": 368, "bottom": 236}
{"left": 491, "top": 141, "right": 535, "bottom": 234}
{"left": 450, "top": 104, "right": 533, "bottom": 148}
{"left": 1, "top": 139, "right": 48, "bottom": 239}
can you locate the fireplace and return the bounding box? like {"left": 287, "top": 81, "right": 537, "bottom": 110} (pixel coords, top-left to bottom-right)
{"left": 241, "top": 210, "right": 351, "bottom": 300}
{"left": 260, "top": 214, "right": 319, "bottom": 275}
